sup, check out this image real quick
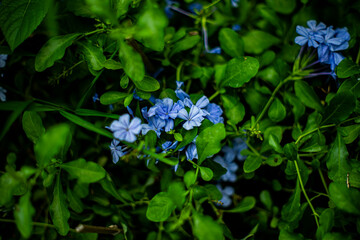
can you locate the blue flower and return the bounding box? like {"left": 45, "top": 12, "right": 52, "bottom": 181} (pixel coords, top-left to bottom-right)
{"left": 141, "top": 116, "right": 166, "bottom": 137}
{"left": 188, "top": 2, "right": 202, "bottom": 14}
{"left": 214, "top": 155, "right": 238, "bottom": 182}
{"left": 0, "top": 86, "right": 7, "bottom": 102}
{"left": 295, "top": 25, "right": 323, "bottom": 48}
{"left": 107, "top": 114, "right": 142, "bottom": 143}
{"left": 216, "top": 184, "right": 235, "bottom": 207}
{"left": 205, "top": 103, "right": 224, "bottom": 124}
{"left": 109, "top": 140, "right": 129, "bottom": 164}
{"left": 231, "top": 0, "right": 240, "bottom": 8}
{"left": 232, "top": 24, "right": 241, "bottom": 32}
{"left": 0, "top": 54, "right": 8, "bottom": 68}
{"left": 162, "top": 141, "right": 178, "bottom": 152}
{"left": 148, "top": 98, "right": 184, "bottom": 132}
{"left": 175, "top": 81, "right": 190, "bottom": 101}
{"left": 165, "top": 0, "right": 178, "bottom": 18}
{"left": 92, "top": 93, "right": 100, "bottom": 102}
{"left": 207, "top": 47, "right": 222, "bottom": 54}
{"left": 184, "top": 96, "right": 209, "bottom": 109}
{"left": 185, "top": 143, "right": 198, "bottom": 161}
{"left": 233, "top": 137, "right": 248, "bottom": 161}
{"left": 178, "top": 105, "right": 205, "bottom": 130}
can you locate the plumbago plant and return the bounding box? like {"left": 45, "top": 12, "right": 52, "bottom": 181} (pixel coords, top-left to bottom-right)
{"left": 2, "top": 0, "right": 360, "bottom": 239}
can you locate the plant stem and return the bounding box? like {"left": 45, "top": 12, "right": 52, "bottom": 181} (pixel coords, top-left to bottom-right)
{"left": 295, "top": 124, "right": 336, "bottom": 145}
{"left": 318, "top": 168, "right": 329, "bottom": 195}
{"left": 294, "top": 160, "right": 320, "bottom": 228}
{"left": 203, "top": 0, "right": 223, "bottom": 10}
{"left": 157, "top": 222, "right": 164, "bottom": 240}
{"left": 176, "top": 61, "right": 185, "bottom": 82}
{"left": 0, "top": 218, "right": 76, "bottom": 232}
{"left": 356, "top": 46, "right": 360, "bottom": 65}
{"left": 252, "top": 76, "right": 293, "bottom": 129}
{"left": 208, "top": 90, "right": 220, "bottom": 101}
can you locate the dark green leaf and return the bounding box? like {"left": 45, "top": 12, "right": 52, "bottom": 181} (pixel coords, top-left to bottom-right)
{"left": 193, "top": 212, "right": 223, "bottom": 240}
{"left": 66, "top": 186, "right": 84, "bottom": 213}
{"left": 167, "top": 182, "right": 186, "bottom": 208}
{"left": 50, "top": 174, "right": 70, "bottom": 236}
{"left": 268, "top": 134, "right": 283, "bottom": 153}
{"left": 329, "top": 182, "right": 360, "bottom": 215}
{"left": 103, "top": 59, "right": 122, "bottom": 70}
{"left": 336, "top": 58, "right": 360, "bottom": 78}
{"left": 22, "top": 111, "right": 45, "bottom": 144}
{"left": 133, "top": 76, "right": 160, "bottom": 92}
{"left": 119, "top": 40, "right": 145, "bottom": 82}
{"left": 266, "top": 0, "right": 296, "bottom": 14}
{"left": 316, "top": 208, "right": 335, "bottom": 240}
{"left": 146, "top": 192, "right": 176, "bottom": 222}
{"left": 219, "top": 28, "right": 244, "bottom": 58}
{"left": 225, "top": 196, "right": 256, "bottom": 213}
{"left": 61, "top": 158, "right": 106, "bottom": 183}
{"left": 221, "top": 94, "right": 245, "bottom": 124}
{"left": 284, "top": 93, "right": 305, "bottom": 122}
{"left": 0, "top": 0, "right": 50, "bottom": 50}
{"left": 184, "top": 171, "right": 196, "bottom": 189}
{"left": 279, "top": 230, "right": 305, "bottom": 240}
{"left": 321, "top": 91, "right": 356, "bottom": 125}
{"left": 196, "top": 123, "right": 226, "bottom": 165}
{"left": 14, "top": 192, "right": 35, "bottom": 238}
{"left": 260, "top": 190, "right": 272, "bottom": 210}
{"left": 243, "top": 155, "right": 262, "bottom": 173}
{"left": 34, "top": 123, "right": 72, "bottom": 167}
{"left": 338, "top": 77, "right": 360, "bottom": 98}
{"left": 99, "top": 174, "right": 128, "bottom": 204}
{"left": 339, "top": 124, "right": 360, "bottom": 144}
{"left": 243, "top": 30, "right": 280, "bottom": 54}
{"left": 268, "top": 98, "right": 286, "bottom": 122}
{"left": 221, "top": 57, "right": 259, "bottom": 88}
{"left": 77, "top": 40, "right": 106, "bottom": 71}
{"left": 169, "top": 35, "right": 201, "bottom": 56}
{"left": 176, "top": 128, "right": 198, "bottom": 151}
{"left": 294, "top": 81, "right": 323, "bottom": 112}
{"left": 75, "top": 109, "right": 119, "bottom": 119}
{"left": 199, "top": 167, "right": 214, "bottom": 181}
{"left": 35, "top": 33, "right": 81, "bottom": 72}
{"left": 100, "top": 91, "right": 128, "bottom": 105}
{"left": 281, "top": 181, "right": 301, "bottom": 223}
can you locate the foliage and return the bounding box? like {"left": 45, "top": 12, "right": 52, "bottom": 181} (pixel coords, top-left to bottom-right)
{"left": 1, "top": 0, "right": 360, "bottom": 239}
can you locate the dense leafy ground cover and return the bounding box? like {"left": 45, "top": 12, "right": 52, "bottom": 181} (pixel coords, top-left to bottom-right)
{"left": 1, "top": 0, "right": 360, "bottom": 239}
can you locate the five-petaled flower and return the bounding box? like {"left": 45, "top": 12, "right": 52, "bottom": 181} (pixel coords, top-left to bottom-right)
{"left": 107, "top": 114, "right": 142, "bottom": 143}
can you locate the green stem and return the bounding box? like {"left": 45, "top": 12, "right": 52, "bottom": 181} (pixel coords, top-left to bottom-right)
{"left": 0, "top": 218, "right": 77, "bottom": 232}
{"left": 157, "top": 222, "right": 164, "bottom": 240}
{"left": 295, "top": 124, "right": 336, "bottom": 145}
{"left": 208, "top": 90, "right": 220, "bottom": 101}
{"left": 176, "top": 61, "right": 185, "bottom": 82}
{"left": 203, "top": 0, "right": 223, "bottom": 10}
{"left": 246, "top": 140, "right": 267, "bottom": 160}
{"left": 252, "top": 76, "right": 293, "bottom": 129}
{"left": 318, "top": 168, "right": 329, "bottom": 195}
{"left": 356, "top": 46, "right": 360, "bottom": 65}
{"left": 294, "top": 160, "right": 320, "bottom": 228}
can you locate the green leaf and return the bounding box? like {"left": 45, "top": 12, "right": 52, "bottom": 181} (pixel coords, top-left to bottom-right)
{"left": 100, "top": 91, "right": 128, "bottom": 105}
{"left": 34, "top": 124, "right": 72, "bottom": 167}
{"left": 119, "top": 40, "right": 145, "bottom": 82}
{"left": 221, "top": 57, "right": 259, "bottom": 88}
{"left": 14, "top": 192, "right": 35, "bottom": 239}
{"left": 199, "top": 167, "right": 214, "bottom": 181}
{"left": 268, "top": 98, "right": 286, "bottom": 122}
{"left": 336, "top": 58, "right": 360, "bottom": 78}
{"left": 326, "top": 131, "right": 351, "bottom": 184}
{"left": 266, "top": 0, "right": 296, "bottom": 14}
{"left": 218, "top": 28, "right": 244, "bottom": 58}
{"left": 338, "top": 78, "right": 360, "bottom": 98}
{"left": 225, "top": 196, "right": 256, "bottom": 213}
{"left": 133, "top": 76, "right": 160, "bottom": 92}
{"left": 196, "top": 123, "right": 226, "bottom": 165}
{"left": 322, "top": 232, "right": 352, "bottom": 240}
{"left": 316, "top": 208, "right": 335, "bottom": 240}
{"left": 167, "top": 182, "right": 186, "bottom": 208}
{"left": 66, "top": 186, "right": 84, "bottom": 213}
{"left": 22, "top": 111, "right": 45, "bottom": 144}
{"left": 0, "top": 0, "right": 50, "bottom": 50}
{"left": 99, "top": 174, "right": 128, "bottom": 204}
{"left": 268, "top": 134, "right": 283, "bottom": 153}
{"left": 243, "top": 155, "right": 262, "bottom": 173}
{"left": 281, "top": 181, "right": 301, "bottom": 224}
{"left": 243, "top": 30, "right": 280, "bottom": 54}
{"left": 146, "top": 192, "right": 176, "bottom": 222}
{"left": 35, "top": 33, "right": 81, "bottom": 72}
{"left": 284, "top": 93, "right": 305, "bottom": 122}
{"left": 134, "top": 2, "right": 168, "bottom": 51}
{"left": 321, "top": 91, "right": 356, "bottom": 125}
{"left": 169, "top": 35, "right": 201, "bottom": 56}
{"left": 61, "top": 158, "right": 106, "bottom": 183}
{"left": 60, "top": 111, "right": 113, "bottom": 139}
{"left": 279, "top": 230, "right": 305, "bottom": 240}
{"left": 124, "top": 93, "right": 133, "bottom": 107}
{"left": 221, "top": 94, "right": 245, "bottom": 124}
{"left": 339, "top": 124, "right": 360, "bottom": 144}
{"left": 260, "top": 190, "right": 272, "bottom": 210}
{"left": 77, "top": 40, "right": 106, "bottom": 71}
{"left": 0, "top": 100, "right": 32, "bottom": 141}
{"left": 75, "top": 109, "right": 119, "bottom": 119}
{"left": 176, "top": 128, "right": 198, "bottom": 151}
{"left": 329, "top": 182, "right": 360, "bottom": 215}
{"left": 193, "top": 212, "right": 223, "bottom": 240}
{"left": 103, "top": 59, "right": 122, "bottom": 70}
{"left": 294, "top": 80, "right": 323, "bottom": 112}
{"left": 184, "top": 171, "right": 196, "bottom": 189}
{"left": 50, "top": 174, "right": 70, "bottom": 236}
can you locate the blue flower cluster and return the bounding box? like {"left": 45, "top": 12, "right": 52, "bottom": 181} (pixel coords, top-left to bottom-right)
{"left": 215, "top": 137, "right": 248, "bottom": 207}
{"left": 0, "top": 54, "right": 8, "bottom": 102}
{"left": 295, "top": 20, "right": 350, "bottom": 72}
{"left": 107, "top": 81, "right": 224, "bottom": 164}
{"left": 0, "top": 86, "right": 6, "bottom": 102}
